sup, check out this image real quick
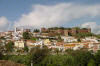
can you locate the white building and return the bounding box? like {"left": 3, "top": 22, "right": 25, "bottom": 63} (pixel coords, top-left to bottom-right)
{"left": 13, "top": 27, "right": 23, "bottom": 40}
{"left": 82, "top": 37, "right": 99, "bottom": 43}
{"left": 14, "top": 40, "right": 25, "bottom": 48}
{"left": 62, "top": 36, "right": 77, "bottom": 43}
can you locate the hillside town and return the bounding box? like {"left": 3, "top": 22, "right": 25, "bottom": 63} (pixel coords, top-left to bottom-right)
{"left": 1, "top": 0, "right": 100, "bottom": 66}
{"left": 0, "top": 27, "right": 100, "bottom": 55}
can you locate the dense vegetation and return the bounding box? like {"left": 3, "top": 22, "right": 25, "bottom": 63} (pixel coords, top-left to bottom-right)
{"left": 75, "top": 33, "right": 94, "bottom": 38}
{"left": 5, "top": 41, "right": 14, "bottom": 52}
{"left": 23, "top": 32, "right": 31, "bottom": 39}
{"left": 0, "top": 47, "right": 100, "bottom": 66}
{"left": 33, "top": 29, "right": 40, "bottom": 33}
{"left": 0, "top": 60, "right": 25, "bottom": 66}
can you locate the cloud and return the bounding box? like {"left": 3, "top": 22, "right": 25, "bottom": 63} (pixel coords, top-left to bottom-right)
{"left": 80, "top": 22, "right": 100, "bottom": 34}
{"left": 0, "top": 3, "right": 100, "bottom": 34}
{"left": 0, "top": 16, "right": 10, "bottom": 32}
{"left": 14, "top": 3, "right": 100, "bottom": 28}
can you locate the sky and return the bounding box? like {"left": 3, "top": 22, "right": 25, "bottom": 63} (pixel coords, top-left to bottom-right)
{"left": 0, "top": 0, "right": 100, "bottom": 34}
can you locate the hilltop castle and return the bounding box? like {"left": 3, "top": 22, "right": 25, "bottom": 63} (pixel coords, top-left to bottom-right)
{"left": 41, "top": 27, "right": 91, "bottom": 36}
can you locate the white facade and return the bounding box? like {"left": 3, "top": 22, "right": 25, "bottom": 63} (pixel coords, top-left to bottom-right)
{"left": 82, "top": 37, "right": 99, "bottom": 43}
{"left": 33, "top": 41, "right": 43, "bottom": 46}
{"left": 62, "top": 36, "right": 77, "bottom": 43}
{"left": 14, "top": 40, "right": 25, "bottom": 48}
{"left": 13, "top": 27, "right": 23, "bottom": 40}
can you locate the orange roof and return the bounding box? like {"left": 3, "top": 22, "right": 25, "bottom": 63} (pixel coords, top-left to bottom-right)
{"left": 56, "top": 42, "right": 64, "bottom": 46}
{"left": 64, "top": 44, "right": 76, "bottom": 47}
{"left": 8, "top": 31, "right": 14, "bottom": 32}
{"left": 27, "top": 40, "right": 36, "bottom": 43}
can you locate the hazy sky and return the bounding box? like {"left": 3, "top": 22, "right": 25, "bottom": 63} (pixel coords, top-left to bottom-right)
{"left": 0, "top": 0, "right": 100, "bottom": 34}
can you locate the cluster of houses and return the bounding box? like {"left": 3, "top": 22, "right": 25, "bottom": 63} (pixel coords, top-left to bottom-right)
{"left": 0, "top": 27, "right": 100, "bottom": 53}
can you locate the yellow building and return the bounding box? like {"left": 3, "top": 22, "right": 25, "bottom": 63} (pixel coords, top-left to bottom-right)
{"left": 44, "top": 39, "right": 51, "bottom": 45}
{"left": 64, "top": 44, "right": 76, "bottom": 49}
{"left": 14, "top": 40, "right": 25, "bottom": 48}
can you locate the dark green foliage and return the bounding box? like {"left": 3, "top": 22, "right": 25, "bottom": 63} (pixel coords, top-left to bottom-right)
{"left": 74, "top": 50, "right": 94, "bottom": 66}
{"left": 95, "top": 34, "right": 100, "bottom": 39}
{"left": 33, "top": 29, "right": 40, "bottom": 33}
{"left": 48, "top": 27, "right": 59, "bottom": 30}
{"left": 65, "top": 49, "right": 74, "bottom": 54}
{"left": 30, "top": 46, "right": 49, "bottom": 65}
{"left": 30, "top": 37, "right": 37, "bottom": 41}
{"left": 65, "top": 49, "right": 94, "bottom": 66}
{"left": 65, "top": 28, "right": 71, "bottom": 30}
{"left": 77, "top": 38, "right": 81, "bottom": 42}
{"left": 24, "top": 46, "right": 29, "bottom": 52}
{"left": 0, "top": 52, "right": 3, "bottom": 60}
{"left": 74, "top": 27, "right": 80, "bottom": 30}
{"left": 40, "top": 55, "right": 67, "bottom": 66}
{"left": 2, "top": 48, "right": 100, "bottom": 66}
{"left": 87, "top": 59, "right": 96, "bottom": 66}
{"left": 55, "top": 48, "right": 59, "bottom": 54}
{"left": 0, "top": 36, "right": 5, "bottom": 40}
{"left": 57, "top": 35, "right": 63, "bottom": 42}
{"left": 5, "top": 41, "right": 14, "bottom": 52}
{"left": 75, "top": 33, "right": 94, "bottom": 38}
{"left": 23, "top": 32, "right": 31, "bottom": 39}
{"left": 98, "top": 64, "right": 100, "bottom": 66}
{"left": 3, "top": 55, "right": 31, "bottom": 66}
{"left": 64, "top": 55, "right": 76, "bottom": 66}
{"left": 59, "top": 27, "right": 64, "bottom": 30}
{"left": 40, "top": 55, "right": 77, "bottom": 66}
{"left": 95, "top": 50, "right": 100, "bottom": 66}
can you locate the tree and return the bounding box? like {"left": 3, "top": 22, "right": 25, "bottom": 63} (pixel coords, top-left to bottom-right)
{"left": 77, "top": 38, "right": 81, "bottom": 42}
{"left": 98, "top": 64, "right": 100, "bottom": 66}
{"left": 55, "top": 48, "right": 59, "bottom": 55}
{"left": 59, "top": 27, "right": 64, "bottom": 30}
{"left": 30, "top": 46, "right": 49, "bottom": 65}
{"left": 0, "top": 36, "right": 5, "bottom": 40}
{"left": 5, "top": 41, "right": 14, "bottom": 52}
{"left": 75, "top": 33, "right": 94, "bottom": 38}
{"left": 33, "top": 29, "right": 40, "bottom": 33}
{"left": 95, "top": 50, "right": 100, "bottom": 65}
{"left": 23, "top": 32, "right": 31, "bottom": 39}
{"left": 30, "top": 37, "right": 37, "bottom": 41}
{"left": 88, "top": 59, "right": 96, "bottom": 66}
{"left": 0, "top": 52, "right": 3, "bottom": 60}
{"left": 65, "top": 49, "right": 74, "bottom": 54}
{"left": 24, "top": 46, "right": 29, "bottom": 52}
{"left": 64, "top": 55, "right": 76, "bottom": 66}
{"left": 58, "top": 35, "right": 62, "bottom": 42}
{"left": 95, "top": 35, "right": 100, "bottom": 39}
{"left": 74, "top": 50, "right": 94, "bottom": 66}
